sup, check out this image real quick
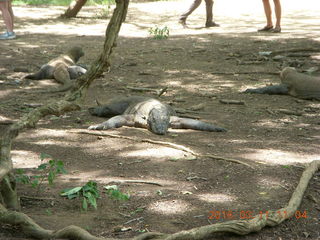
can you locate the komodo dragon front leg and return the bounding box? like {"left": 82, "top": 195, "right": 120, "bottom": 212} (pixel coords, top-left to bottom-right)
{"left": 88, "top": 115, "right": 135, "bottom": 130}
{"left": 169, "top": 116, "right": 227, "bottom": 132}
{"left": 243, "top": 84, "right": 289, "bottom": 95}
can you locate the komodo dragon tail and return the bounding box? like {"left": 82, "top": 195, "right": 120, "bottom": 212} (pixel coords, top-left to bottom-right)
{"left": 24, "top": 70, "right": 46, "bottom": 80}
{"left": 38, "top": 81, "right": 74, "bottom": 93}
{"left": 25, "top": 65, "right": 52, "bottom": 80}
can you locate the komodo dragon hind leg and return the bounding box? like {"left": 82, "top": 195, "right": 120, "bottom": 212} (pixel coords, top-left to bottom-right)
{"left": 169, "top": 116, "right": 227, "bottom": 132}
{"left": 88, "top": 114, "right": 135, "bottom": 130}
{"left": 40, "top": 65, "right": 73, "bottom": 93}
{"left": 243, "top": 84, "right": 289, "bottom": 95}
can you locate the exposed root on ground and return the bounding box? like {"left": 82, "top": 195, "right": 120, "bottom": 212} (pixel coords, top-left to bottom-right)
{"left": 75, "top": 130, "right": 254, "bottom": 168}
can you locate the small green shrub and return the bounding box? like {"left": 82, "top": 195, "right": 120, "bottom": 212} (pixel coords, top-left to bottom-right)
{"left": 60, "top": 181, "right": 100, "bottom": 211}
{"left": 149, "top": 26, "right": 169, "bottom": 40}
{"left": 15, "top": 153, "right": 67, "bottom": 192}
{"left": 104, "top": 185, "right": 130, "bottom": 201}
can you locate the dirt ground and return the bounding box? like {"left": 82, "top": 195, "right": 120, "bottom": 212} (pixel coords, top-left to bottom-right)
{"left": 0, "top": 0, "right": 320, "bottom": 239}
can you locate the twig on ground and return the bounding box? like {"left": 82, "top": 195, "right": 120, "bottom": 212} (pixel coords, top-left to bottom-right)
{"left": 20, "top": 196, "right": 55, "bottom": 201}
{"left": 109, "top": 180, "right": 163, "bottom": 186}
{"left": 219, "top": 99, "right": 246, "bottom": 105}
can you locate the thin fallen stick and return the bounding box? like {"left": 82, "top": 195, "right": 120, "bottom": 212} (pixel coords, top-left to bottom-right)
{"left": 108, "top": 180, "right": 163, "bottom": 186}
{"left": 203, "top": 154, "right": 254, "bottom": 169}
{"left": 20, "top": 196, "right": 55, "bottom": 201}
{"left": 219, "top": 99, "right": 246, "bottom": 105}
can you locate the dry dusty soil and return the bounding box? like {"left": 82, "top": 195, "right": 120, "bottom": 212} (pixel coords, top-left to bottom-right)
{"left": 0, "top": 0, "right": 319, "bottom": 239}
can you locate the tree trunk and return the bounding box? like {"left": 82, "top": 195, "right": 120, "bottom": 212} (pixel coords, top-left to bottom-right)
{"left": 60, "top": 0, "right": 88, "bottom": 18}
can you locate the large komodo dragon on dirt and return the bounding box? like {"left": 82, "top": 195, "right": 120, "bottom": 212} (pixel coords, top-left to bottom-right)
{"left": 88, "top": 96, "right": 227, "bottom": 135}
{"left": 25, "top": 46, "right": 86, "bottom": 92}
{"left": 243, "top": 67, "right": 320, "bottom": 100}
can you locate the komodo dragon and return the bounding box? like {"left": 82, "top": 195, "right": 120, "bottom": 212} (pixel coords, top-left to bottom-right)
{"left": 88, "top": 96, "right": 227, "bottom": 135}
{"left": 243, "top": 67, "right": 320, "bottom": 100}
{"left": 25, "top": 46, "right": 86, "bottom": 92}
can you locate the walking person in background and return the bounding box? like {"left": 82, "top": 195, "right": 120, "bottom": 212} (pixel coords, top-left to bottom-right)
{"left": 0, "top": 0, "right": 16, "bottom": 40}
{"left": 258, "top": 0, "right": 282, "bottom": 33}
{"left": 179, "top": 0, "right": 219, "bottom": 28}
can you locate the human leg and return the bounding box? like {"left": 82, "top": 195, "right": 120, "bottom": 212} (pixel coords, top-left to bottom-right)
{"left": 204, "top": 0, "right": 219, "bottom": 27}
{"left": 258, "top": 0, "right": 273, "bottom": 31}
{"left": 270, "top": 0, "right": 281, "bottom": 32}
{"left": 0, "top": 1, "right": 14, "bottom": 32}
{"left": 179, "top": 0, "right": 202, "bottom": 25}
{"left": 8, "top": 0, "right": 14, "bottom": 31}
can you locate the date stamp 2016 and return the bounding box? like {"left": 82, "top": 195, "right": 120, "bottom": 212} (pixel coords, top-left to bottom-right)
{"left": 208, "top": 210, "right": 308, "bottom": 221}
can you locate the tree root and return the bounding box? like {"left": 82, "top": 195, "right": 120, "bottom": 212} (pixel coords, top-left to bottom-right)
{"left": 75, "top": 130, "right": 255, "bottom": 168}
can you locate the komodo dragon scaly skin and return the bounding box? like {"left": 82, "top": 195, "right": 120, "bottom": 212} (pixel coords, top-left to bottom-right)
{"left": 243, "top": 67, "right": 320, "bottom": 100}
{"left": 25, "top": 46, "right": 86, "bottom": 93}
{"left": 88, "top": 96, "right": 227, "bottom": 135}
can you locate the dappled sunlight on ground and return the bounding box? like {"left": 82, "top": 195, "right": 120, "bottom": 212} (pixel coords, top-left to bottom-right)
{"left": 197, "top": 193, "right": 236, "bottom": 203}
{"left": 242, "top": 148, "right": 319, "bottom": 165}
{"left": 121, "top": 147, "right": 187, "bottom": 160}
{"left": 12, "top": 150, "right": 42, "bottom": 168}
{"left": 148, "top": 199, "right": 192, "bottom": 215}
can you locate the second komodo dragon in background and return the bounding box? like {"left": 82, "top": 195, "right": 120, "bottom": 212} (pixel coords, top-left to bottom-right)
{"left": 88, "top": 96, "right": 227, "bottom": 135}
{"left": 25, "top": 46, "right": 86, "bottom": 93}
{"left": 243, "top": 67, "right": 320, "bottom": 100}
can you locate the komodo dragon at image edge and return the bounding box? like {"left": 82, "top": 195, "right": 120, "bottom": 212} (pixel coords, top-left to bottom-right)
{"left": 25, "top": 46, "right": 87, "bottom": 93}
{"left": 243, "top": 67, "right": 320, "bottom": 100}
{"left": 88, "top": 96, "right": 227, "bottom": 135}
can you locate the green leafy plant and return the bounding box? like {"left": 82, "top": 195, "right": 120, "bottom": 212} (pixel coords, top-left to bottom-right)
{"left": 60, "top": 181, "right": 100, "bottom": 211}
{"left": 104, "top": 185, "right": 130, "bottom": 201}
{"left": 148, "top": 26, "right": 169, "bottom": 40}
{"left": 15, "top": 153, "right": 66, "bottom": 192}
{"left": 15, "top": 169, "right": 31, "bottom": 184}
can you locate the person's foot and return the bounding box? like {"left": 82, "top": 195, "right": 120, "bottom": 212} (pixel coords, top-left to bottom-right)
{"left": 178, "top": 19, "right": 187, "bottom": 28}
{"left": 0, "top": 31, "right": 16, "bottom": 40}
{"left": 205, "top": 22, "right": 220, "bottom": 28}
{"left": 270, "top": 26, "right": 281, "bottom": 33}
{"left": 257, "top": 25, "right": 273, "bottom": 32}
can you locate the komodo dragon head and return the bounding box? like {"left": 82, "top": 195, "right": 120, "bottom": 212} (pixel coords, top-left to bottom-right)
{"left": 280, "top": 67, "right": 296, "bottom": 85}
{"left": 147, "top": 104, "right": 171, "bottom": 135}
{"left": 67, "top": 46, "right": 85, "bottom": 63}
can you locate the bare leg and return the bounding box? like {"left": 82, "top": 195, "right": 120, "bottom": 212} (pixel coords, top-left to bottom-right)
{"left": 205, "top": 0, "right": 213, "bottom": 24}
{"left": 179, "top": 0, "right": 202, "bottom": 23}
{"left": 8, "top": 0, "right": 14, "bottom": 31}
{"left": 273, "top": 0, "right": 281, "bottom": 28}
{"left": 0, "top": 1, "right": 14, "bottom": 32}
{"left": 262, "top": 0, "right": 273, "bottom": 28}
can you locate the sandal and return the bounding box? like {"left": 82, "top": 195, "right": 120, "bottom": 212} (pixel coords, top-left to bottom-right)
{"left": 271, "top": 26, "right": 281, "bottom": 33}
{"left": 205, "top": 22, "right": 220, "bottom": 28}
{"left": 257, "top": 26, "right": 273, "bottom": 32}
